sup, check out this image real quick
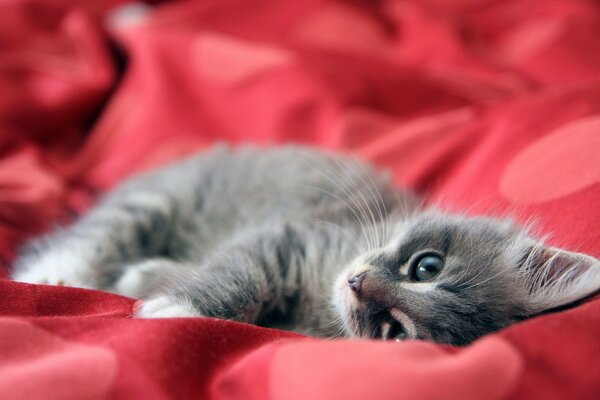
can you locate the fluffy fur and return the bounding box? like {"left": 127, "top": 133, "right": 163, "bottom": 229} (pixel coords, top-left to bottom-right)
{"left": 12, "top": 146, "right": 600, "bottom": 345}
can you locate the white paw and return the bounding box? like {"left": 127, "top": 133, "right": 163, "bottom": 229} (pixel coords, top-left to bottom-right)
{"left": 113, "top": 258, "right": 178, "bottom": 298}
{"left": 12, "top": 250, "right": 96, "bottom": 289}
{"left": 135, "top": 296, "right": 203, "bottom": 318}
{"left": 114, "top": 267, "right": 147, "bottom": 298}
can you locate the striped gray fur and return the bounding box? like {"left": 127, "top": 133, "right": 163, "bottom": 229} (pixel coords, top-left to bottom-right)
{"left": 12, "top": 146, "right": 600, "bottom": 345}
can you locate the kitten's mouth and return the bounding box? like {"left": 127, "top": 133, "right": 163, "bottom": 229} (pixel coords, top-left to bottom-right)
{"left": 336, "top": 272, "right": 416, "bottom": 340}
{"left": 375, "top": 318, "right": 407, "bottom": 341}
{"left": 374, "top": 313, "right": 407, "bottom": 341}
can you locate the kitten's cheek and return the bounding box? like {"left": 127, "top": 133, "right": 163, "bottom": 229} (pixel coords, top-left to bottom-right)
{"left": 332, "top": 275, "right": 356, "bottom": 321}
{"left": 334, "top": 273, "right": 357, "bottom": 308}
{"left": 134, "top": 296, "right": 203, "bottom": 318}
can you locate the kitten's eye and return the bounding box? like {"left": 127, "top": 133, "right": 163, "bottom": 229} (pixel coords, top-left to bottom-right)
{"left": 412, "top": 254, "right": 444, "bottom": 281}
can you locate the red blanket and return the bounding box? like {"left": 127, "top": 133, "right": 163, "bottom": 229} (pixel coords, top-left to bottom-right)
{"left": 1, "top": 0, "right": 600, "bottom": 399}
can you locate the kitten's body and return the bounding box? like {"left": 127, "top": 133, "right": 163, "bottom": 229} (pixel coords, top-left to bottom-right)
{"left": 13, "top": 146, "right": 600, "bottom": 345}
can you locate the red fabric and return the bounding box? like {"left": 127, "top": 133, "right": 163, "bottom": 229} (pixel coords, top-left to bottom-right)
{"left": 1, "top": 0, "right": 599, "bottom": 398}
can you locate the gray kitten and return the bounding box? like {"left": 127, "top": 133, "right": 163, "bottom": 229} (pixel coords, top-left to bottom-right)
{"left": 12, "top": 146, "right": 600, "bottom": 345}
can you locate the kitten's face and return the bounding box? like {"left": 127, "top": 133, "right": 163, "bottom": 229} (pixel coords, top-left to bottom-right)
{"left": 333, "top": 212, "right": 598, "bottom": 345}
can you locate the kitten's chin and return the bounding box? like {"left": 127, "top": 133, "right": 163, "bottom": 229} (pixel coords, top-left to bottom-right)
{"left": 332, "top": 270, "right": 361, "bottom": 338}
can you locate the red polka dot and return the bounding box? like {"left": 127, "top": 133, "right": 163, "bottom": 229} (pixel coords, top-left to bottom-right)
{"left": 500, "top": 115, "right": 600, "bottom": 204}
{"left": 0, "top": 319, "right": 117, "bottom": 399}
{"left": 269, "top": 338, "right": 522, "bottom": 400}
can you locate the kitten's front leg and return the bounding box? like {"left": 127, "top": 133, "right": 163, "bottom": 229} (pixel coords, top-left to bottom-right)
{"left": 136, "top": 226, "right": 307, "bottom": 322}
{"left": 12, "top": 186, "right": 179, "bottom": 289}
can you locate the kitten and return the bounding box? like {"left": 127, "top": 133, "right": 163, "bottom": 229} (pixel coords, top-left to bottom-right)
{"left": 12, "top": 146, "right": 600, "bottom": 345}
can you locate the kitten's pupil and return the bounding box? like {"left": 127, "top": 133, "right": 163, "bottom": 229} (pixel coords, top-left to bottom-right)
{"left": 413, "top": 254, "right": 444, "bottom": 281}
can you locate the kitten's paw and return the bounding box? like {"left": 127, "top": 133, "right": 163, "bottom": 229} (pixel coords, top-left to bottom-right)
{"left": 113, "top": 258, "right": 179, "bottom": 298}
{"left": 135, "top": 295, "right": 203, "bottom": 318}
{"left": 12, "top": 251, "right": 97, "bottom": 289}
{"left": 114, "top": 268, "right": 148, "bottom": 298}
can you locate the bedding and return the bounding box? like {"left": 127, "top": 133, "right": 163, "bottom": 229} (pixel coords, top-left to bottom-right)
{"left": 1, "top": 0, "right": 599, "bottom": 399}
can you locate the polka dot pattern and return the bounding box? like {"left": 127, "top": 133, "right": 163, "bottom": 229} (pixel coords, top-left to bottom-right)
{"left": 500, "top": 115, "right": 600, "bottom": 203}
{"left": 0, "top": 319, "right": 117, "bottom": 400}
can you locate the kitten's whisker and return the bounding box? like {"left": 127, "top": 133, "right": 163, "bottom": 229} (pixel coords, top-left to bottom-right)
{"left": 299, "top": 151, "right": 377, "bottom": 251}
{"left": 459, "top": 251, "right": 509, "bottom": 291}
{"left": 341, "top": 153, "right": 386, "bottom": 248}
{"left": 320, "top": 315, "right": 344, "bottom": 328}
{"left": 314, "top": 152, "right": 374, "bottom": 252}
{"left": 297, "top": 151, "right": 372, "bottom": 247}
{"left": 329, "top": 154, "right": 383, "bottom": 252}
{"left": 329, "top": 156, "right": 379, "bottom": 252}
{"left": 296, "top": 183, "right": 369, "bottom": 253}
{"left": 454, "top": 231, "right": 478, "bottom": 284}
{"left": 461, "top": 267, "right": 509, "bottom": 291}
{"left": 310, "top": 219, "right": 362, "bottom": 256}
{"left": 326, "top": 312, "right": 354, "bottom": 340}
{"left": 456, "top": 261, "right": 489, "bottom": 288}
{"left": 328, "top": 325, "right": 348, "bottom": 340}
{"left": 344, "top": 151, "right": 390, "bottom": 249}
{"left": 319, "top": 315, "right": 345, "bottom": 335}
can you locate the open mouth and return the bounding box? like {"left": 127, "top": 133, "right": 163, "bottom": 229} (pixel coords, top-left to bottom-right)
{"left": 373, "top": 311, "right": 408, "bottom": 341}
{"left": 337, "top": 277, "right": 415, "bottom": 340}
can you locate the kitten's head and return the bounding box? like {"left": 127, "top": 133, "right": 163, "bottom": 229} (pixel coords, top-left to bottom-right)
{"left": 334, "top": 211, "right": 600, "bottom": 345}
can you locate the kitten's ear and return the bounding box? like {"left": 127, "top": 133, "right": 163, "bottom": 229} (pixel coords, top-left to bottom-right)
{"left": 523, "top": 246, "right": 600, "bottom": 313}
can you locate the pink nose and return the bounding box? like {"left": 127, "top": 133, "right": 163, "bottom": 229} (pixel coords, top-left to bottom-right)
{"left": 348, "top": 272, "right": 366, "bottom": 294}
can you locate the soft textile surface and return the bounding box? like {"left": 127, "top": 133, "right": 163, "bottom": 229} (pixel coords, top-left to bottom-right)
{"left": 1, "top": 0, "right": 600, "bottom": 399}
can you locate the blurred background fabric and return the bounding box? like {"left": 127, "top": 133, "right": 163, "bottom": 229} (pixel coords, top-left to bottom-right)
{"left": 0, "top": 0, "right": 599, "bottom": 399}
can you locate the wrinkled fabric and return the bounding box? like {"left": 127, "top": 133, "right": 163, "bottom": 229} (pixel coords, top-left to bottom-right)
{"left": 1, "top": 0, "right": 599, "bottom": 399}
